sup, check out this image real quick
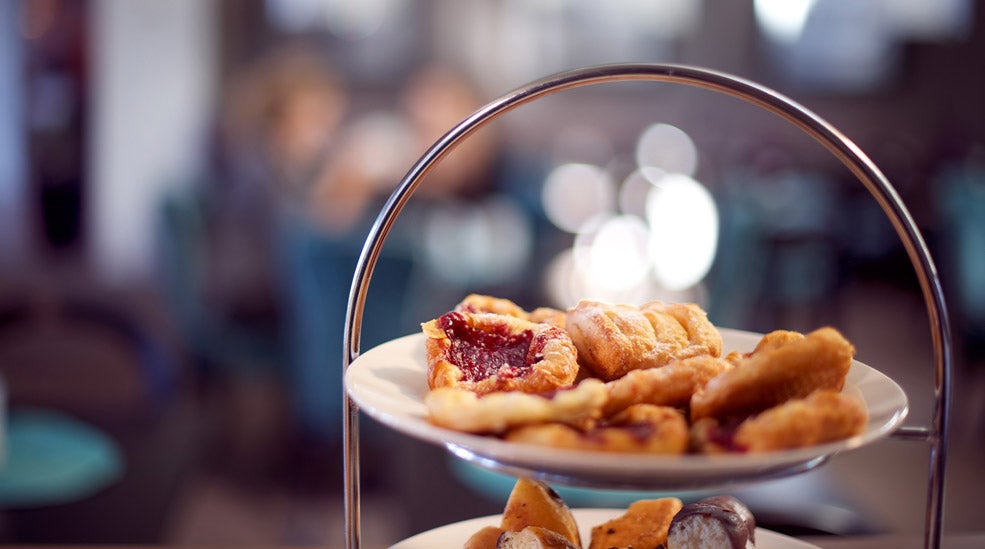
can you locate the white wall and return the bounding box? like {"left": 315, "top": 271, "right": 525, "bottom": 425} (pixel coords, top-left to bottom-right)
{"left": 89, "top": 0, "right": 217, "bottom": 281}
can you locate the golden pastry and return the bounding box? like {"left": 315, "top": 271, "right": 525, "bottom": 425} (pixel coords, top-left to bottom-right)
{"left": 505, "top": 404, "right": 689, "bottom": 455}
{"left": 566, "top": 300, "right": 722, "bottom": 381}
{"left": 423, "top": 310, "right": 579, "bottom": 394}
{"left": 691, "top": 390, "right": 867, "bottom": 454}
{"left": 640, "top": 301, "right": 723, "bottom": 359}
{"left": 500, "top": 478, "right": 582, "bottom": 548}
{"left": 457, "top": 293, "right": 530, "bottom": 318}
{"left": 689, "top": 326, "right": 855, "bottom": 421}
{"left": 588, "top": 497, "right": 683, "bottom": 549}
{"left": 425, "top": 379, "right": 607, "bottom": 434}
{"left": 602, "top": 354, "right": 734, "bottom": 417}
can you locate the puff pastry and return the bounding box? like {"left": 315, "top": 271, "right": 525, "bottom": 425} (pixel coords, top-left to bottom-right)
{"left": 566, "top": 300, "right": 722, "bottom": 381}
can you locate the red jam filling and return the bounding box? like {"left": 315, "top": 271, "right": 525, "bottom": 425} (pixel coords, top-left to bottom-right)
{"left": 439, "top": 312, "right": 536, "bottom": 382}
{"left": 707, "top": 419, "right": 747, "bottom": 453}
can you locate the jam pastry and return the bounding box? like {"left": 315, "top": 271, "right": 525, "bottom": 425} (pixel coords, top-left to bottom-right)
{"left": 565, "top": 300, "right": 722, "bottom": 381}
{"left": 588, "top": 497, "right": 683, "bottom": 549}
{"left": 504, "top": 404, "right": 689, "bottom": 455}
{"left": 456, "top": 294, "right": 567, "bottom": 328}
{"left": 423, "top": 310, "right": 579, "bottom": 394}
{"left": 425, "top": 379, "right": 607, "bottom": 434}
{"left": 689, "top": 327, "right": 855, "bottom": 421}
{"left": 456, "top": 293, "right": 530, "bottom": 318}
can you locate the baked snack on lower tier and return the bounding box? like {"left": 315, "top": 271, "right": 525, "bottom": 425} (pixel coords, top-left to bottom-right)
{"left": 689, "top": 327, "right": 855, "bottom": 421}
{"left": 588, "top": 497, "right": 683, "bottom": 549}
{"left": 496, "top": 527, "right": 579, "bottom": 548}
{"left": 464, "top": 477, "right": 582, "bottom": 548}
{"left": 565, "top": 300, "right": 722, "bottom": 381}
{"left": 500, "top": 478, "right": 582, "bottom": 548}
{"left": 423, "top": 310, "right": 579, "bottom": 394}
{"left": 666, "top": 495, "right": 756, "bottom": 548}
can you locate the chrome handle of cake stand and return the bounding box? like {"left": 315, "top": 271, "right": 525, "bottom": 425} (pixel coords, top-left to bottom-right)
{"left": 342, "top": 63, "right": 952, "bottom": 549}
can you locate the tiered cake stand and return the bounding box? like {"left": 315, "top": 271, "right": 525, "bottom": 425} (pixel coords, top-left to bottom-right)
{"left": 342, "top": 64, "right": 952, "bottom": 548}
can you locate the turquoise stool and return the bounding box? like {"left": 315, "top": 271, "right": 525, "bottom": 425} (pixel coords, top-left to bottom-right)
{"left": 0, "top": 408, "right": 124, "bottom": 509}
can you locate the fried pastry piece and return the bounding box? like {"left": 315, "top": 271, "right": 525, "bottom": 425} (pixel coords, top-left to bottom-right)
{"left": 501, "top": 478, "right": 581, "bottom": 548}
{"left": 735, "top": 389, "right": 868, "bottom": 452}
{"left": 566, "top": 300, "right": 721, "bottom": 381}
{"left": 690, "top": 326, "right": 855, "bottom": 421}
{"left": 602, "top": 354, "right": 734, "bottom": 417}
{"left": 588, "top": 497, "right": 683, "bottom": 549}
{"left": 691, "top": 390, "right": 868, "bottom": 454}
{"left": 425, "top": 379, "right": 607, "bottom": 434}
{"left": 423, "top": 311, "right": 579, "bottom": 394}
{"left": 750, "top": 329, "right": 805, "bottom": 354}
{"left": 505, "top": 404, "right": 689, "bottom": 454}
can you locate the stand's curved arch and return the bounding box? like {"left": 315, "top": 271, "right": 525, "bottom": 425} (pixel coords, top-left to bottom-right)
{"left": 343, "top": 63, "right": 952, "bottom": 549}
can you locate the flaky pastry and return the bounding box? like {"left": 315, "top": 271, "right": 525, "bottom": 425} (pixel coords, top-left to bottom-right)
{"left": 566, "top": 300, "right": 722, "bottom": 381}
{"left": 504, "top": 404, "right": 689, "bottom": 454}
{"left": 425, "top": 379, "right": 607, "bottom": 434}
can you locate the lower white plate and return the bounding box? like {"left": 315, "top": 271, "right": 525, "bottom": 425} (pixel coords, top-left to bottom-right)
{"left": 346, "top": 328, "right": 908, "bottom": 489}
{"left": 389, "top": 508, "right": 820, "bottom": 548}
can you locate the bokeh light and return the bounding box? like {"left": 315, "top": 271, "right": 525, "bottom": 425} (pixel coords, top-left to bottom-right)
{"left": 634, "top": 122, "right": 698, "bottom": 177}
{"left": 618, "top": 167, "right": 662, "bottom": 218}
{"left": 541, "top": 162, "right": 616, "bottom": 233}
{"left": 646, "top": 173, "right": 719, "bottom": 291}
{"left": 422, "top": 196, "right": 533, "bottom": 287}
{"left": 574, "top": 214, "right": 652, "bottom": 294}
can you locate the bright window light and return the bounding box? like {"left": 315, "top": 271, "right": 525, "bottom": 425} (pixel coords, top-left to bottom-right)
{"left": 754, "top": 0, "right": 817, "bottom": 43}
{"left": 646, "top": 173, "right": 719, "bottom": 290}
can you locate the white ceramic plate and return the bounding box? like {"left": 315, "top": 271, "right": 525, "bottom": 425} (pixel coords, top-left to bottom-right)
{"left": 389, "top": 508, "right": 820, "bottom": 548}
{"left": 345, "top": 328, "right": 908, "bottom": 489}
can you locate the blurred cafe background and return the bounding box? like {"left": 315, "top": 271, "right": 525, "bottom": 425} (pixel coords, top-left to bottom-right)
{"left": 0, "top": 0, "right": 984, "bottom": 545}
